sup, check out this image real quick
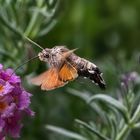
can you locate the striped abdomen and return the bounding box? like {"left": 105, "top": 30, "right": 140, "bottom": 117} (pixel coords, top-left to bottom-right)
{"left": 69, "top": 54, "right": 106, "bottom": 89}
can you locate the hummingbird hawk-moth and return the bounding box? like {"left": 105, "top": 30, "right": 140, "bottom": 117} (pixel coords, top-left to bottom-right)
{"left": 30, "top": 46, "right": 106, "bottom": 91}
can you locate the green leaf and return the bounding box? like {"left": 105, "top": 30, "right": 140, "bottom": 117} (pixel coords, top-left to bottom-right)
{"left": 68, "top": 88, "right": 108, "bottom": 123}
{"left": 67, "top": 88, "right": 91, "bottom": 102}
{"left": 131, "top": 102, "right": 140, "bottom": 123}
{"left": 46, "top": 125, "right": 88, "bottom": 140}
{"left": 134, "top": 122, "right": 140, "bottom": 129}
{"left": 0, "top": 48, "right": 15, "bottom": 60}
{"left": 88, "top": 94, "right": 129, "bottom": 122}
{"left": 75, "top": 119, "right": 110, "bottom": 140}
{"left": 106, "top": 116, "right": 118, "bottom": 140}
{"left": 0, "top": 10, "right": 22, "bottom": 37}
{"left": 38, "top": 19, "right": 57, "bottom": 37}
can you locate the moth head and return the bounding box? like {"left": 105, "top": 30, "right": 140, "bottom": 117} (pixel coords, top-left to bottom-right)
{"left": 38, "top": 48, "right": 51, "bottom": 62}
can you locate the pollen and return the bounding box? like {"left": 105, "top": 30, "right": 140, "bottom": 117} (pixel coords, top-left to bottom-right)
{"left": 0, "top": 84, "right": 4, "bottom": 92}
{"left": 0, "top": 102, "right": 7, "bottom": 112}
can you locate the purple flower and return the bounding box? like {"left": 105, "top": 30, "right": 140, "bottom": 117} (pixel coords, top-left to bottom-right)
{"left": 0, "top": 64, "right": 3, "bottom": 71}
{"left": 0, "top": 79, "right": 14, "bottom": 96}
{"left": 121, "top": 71, "right": 139, "bottom": 91}
{"left": 0, "top": 64, "right": 34, "bottom": 139}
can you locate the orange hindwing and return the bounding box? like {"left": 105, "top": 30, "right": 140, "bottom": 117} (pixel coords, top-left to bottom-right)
{"left": 59, "top": 62, "right": 78, "bottom": 82}
{"left": 30, "top": 68, "right": 66, "bottom": 91}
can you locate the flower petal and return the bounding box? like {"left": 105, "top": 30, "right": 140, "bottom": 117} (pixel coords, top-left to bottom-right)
{"left": 0, "top": 81, "right": 14, "bottom": 97}
{"left": 0, "top": 64, "right": 34, "bottom": 139}
{"left": 0, "top": 118, "right": 5, "bottom": 133}
{"left": 18, "top": 91, "right": 31, "bottom": 110}
{"left": 1, "top": 103, "right": 16, "bottom": 118}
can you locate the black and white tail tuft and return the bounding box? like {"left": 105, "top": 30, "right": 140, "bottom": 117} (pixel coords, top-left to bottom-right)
{"left": 89, "top": 67, "right": 106, "bottom": 89}
{"left": 78, "top": 67, "right": 106, "bottom": 90}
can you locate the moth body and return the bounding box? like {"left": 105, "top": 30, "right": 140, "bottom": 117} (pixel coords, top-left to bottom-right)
{"left": 31, "top": 46, "right": 106, "bottom": 90}
{"left": 67, "top": 53, "right": 106, "bottom": 89}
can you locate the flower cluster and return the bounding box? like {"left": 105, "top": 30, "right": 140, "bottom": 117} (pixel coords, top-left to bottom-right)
{"left": 121, "top": 71, "right": 139, "bottom": 90}
{"left": 0, "top": 64, "right": 34, "bottom": 140}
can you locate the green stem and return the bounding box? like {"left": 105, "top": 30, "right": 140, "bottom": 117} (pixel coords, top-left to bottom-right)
{"left": 24, "top": 1, "right": 44, "bottom": 37}
{"left": 130, "top": 102, "right": 140, "bottom": 123}
{"left": 116, "top": 124, "right": 131, "bottom": 140}
{"left": 116, "top": 102, "right": 140, "bottom": 140}
{"left": 24, "top": 11, "right": 39, "bottom": 37}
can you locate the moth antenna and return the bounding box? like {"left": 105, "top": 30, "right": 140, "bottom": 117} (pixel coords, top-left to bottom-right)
{"left": 24, "top": 36, "right": 44, "bottom": 50}
{"left": 10, "top": 55, "right": 39, "bottom": 76}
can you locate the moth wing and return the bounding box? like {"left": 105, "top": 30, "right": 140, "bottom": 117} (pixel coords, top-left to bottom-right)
{"left": 30, "top": 70, "right": 49, "bottom": 86}
{"left": 62, "top": 48, "right": 78, "bottom": 59}
{"left": 30, "top": 68, "right": 66, "bottom": 91}
{"left": 59, "top": 62, "right": 78, "bottom": 82}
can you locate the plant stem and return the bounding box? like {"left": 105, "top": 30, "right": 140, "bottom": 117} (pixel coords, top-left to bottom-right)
{"left": 116, "top": 102, "right": 140, "bottom": 140}
{"left": 130, "top": 102, "right": 140, "bottom": 123}
{"left": 24, "top": 1, "right": 44, "bottom": 37}
{"left": 116, "top": 124, "right": 130, "bottom": 140}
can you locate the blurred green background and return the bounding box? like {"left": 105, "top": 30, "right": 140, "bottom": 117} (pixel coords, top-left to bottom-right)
{"left": 0, "top": 0, "right": 140, "bottom": 140}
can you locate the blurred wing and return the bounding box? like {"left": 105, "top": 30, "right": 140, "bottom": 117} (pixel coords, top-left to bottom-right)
{"left": 30, "top": 68, "right": 66, "bottom": 91}
{"left": 59, "top": 62, "right": 78, "bottom": 82}
{"left": 62, "top": 48, "right": 78, "bottom": 59}
{"left": 30, "top": 70, "right": 49, "bottom": 86}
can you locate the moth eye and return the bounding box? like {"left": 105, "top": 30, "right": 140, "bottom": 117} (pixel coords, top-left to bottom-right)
{"left": 45, "top": 54, "right": 49, "bottom": 58}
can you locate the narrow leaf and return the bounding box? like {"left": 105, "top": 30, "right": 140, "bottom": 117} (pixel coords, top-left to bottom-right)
{"left": 46, "top": 125, "right": 87, "bottom": 140}
{"left": 68, "top": 89, "right": 108, "bottom": 123}
{"left": 107, "top": 117, "right": 118, "bottom": 140}
{"left": 75, "top": 119, "right": 110, "bottom": 140}
{"left": 134, "top": 122, "right": 140, "bottom": 129}
{"left": 88, "top": 94, "right": 129, "bottom": 122}
{"left": 67, "top": 88, "right": 91, "bottom": 102}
